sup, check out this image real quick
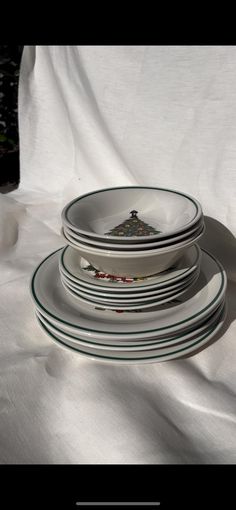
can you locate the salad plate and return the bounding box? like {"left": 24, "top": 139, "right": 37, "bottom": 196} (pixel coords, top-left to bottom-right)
{"left": 60, "top": 267, "right": 199, "bottom": 299}
{"left": 61, "top": 272, "right": 199, "bottom": 310}
{"left": 59, "top": 244, "right": 201, "bottom": 291}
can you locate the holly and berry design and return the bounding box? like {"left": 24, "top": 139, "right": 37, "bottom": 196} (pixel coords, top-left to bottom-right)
{"left": 84, "top": 263, "right": 145, "bottom": 284}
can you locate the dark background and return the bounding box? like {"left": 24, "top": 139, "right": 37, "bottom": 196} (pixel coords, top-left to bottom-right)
{"left": 0, "top": 464, "right": 234, "bottom": 509}
{"left": 0, "top": 45, "right": 24, "bottom": 192}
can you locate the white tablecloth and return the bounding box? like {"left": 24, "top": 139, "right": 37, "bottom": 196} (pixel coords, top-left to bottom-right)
{"left": 0, "top": 46, "right": 236, "bottom": 464}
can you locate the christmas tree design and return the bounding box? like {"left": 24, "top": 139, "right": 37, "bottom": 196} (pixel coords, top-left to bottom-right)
{"left": 105, "top": 210, "right": 161, "bottom": 237}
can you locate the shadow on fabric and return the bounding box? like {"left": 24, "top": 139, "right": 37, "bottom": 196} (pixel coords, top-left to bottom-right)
{"left": 181, "top": 215, "right": 236, "bottom": 359}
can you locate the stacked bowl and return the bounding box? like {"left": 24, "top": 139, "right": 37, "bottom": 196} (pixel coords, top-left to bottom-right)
{"left": 31, "top": 186, "right": 227, "bottom": 364}
{"left": 61, "top": 186, "right": 205, "bottom": 277}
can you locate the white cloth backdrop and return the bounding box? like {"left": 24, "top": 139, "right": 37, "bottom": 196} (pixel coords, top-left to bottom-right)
{"left": 0, "top": 46, "right": 236, "bottom": 463}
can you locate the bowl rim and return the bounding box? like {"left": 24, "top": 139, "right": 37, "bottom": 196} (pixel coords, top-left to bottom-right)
{"left": 62, "top": 186, "right": 202, "bottom": 242}
{"left": 63, "top": 219, "right": 204, "bottom": 251}
{"left": 62, "top": 225, "right": 206, "bottom": 258}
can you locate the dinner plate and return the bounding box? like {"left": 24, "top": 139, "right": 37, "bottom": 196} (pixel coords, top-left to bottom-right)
{"left": 61, "top": 271, "right": 199, "bottom": 310}
{"left": 30, "top": 248, "right": 227, "bottom": 338}
{"left": 60, "top": 265, "right": 200, "bottom": 299}
{"left": 36, "top": 305, "right": 226, "bottom": 364}
{"left": 59, "top": 244, "right": 201, "bottom": 291}
{"left": 63, "top": 218, "right": 204, "bottom": 250}
{"left": 36, "top": 297, "right": 225, "bottom": 345}
{"left": 36, "top": 300, "right": 225, "bottom": 351}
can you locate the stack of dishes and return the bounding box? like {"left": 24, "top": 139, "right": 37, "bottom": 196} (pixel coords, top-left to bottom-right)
{"left": 59, "top": 244, "right": 201, "bottom": 310}
{"left": 31, "top": 186, "right": 227, "bottom": 364}
{"left": 61, "top": 186, "right": 205, "bottom": 277}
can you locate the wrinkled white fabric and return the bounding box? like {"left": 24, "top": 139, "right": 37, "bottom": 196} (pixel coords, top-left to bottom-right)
{"left": 0, "top": 45, "right": 236, "bottom": 464}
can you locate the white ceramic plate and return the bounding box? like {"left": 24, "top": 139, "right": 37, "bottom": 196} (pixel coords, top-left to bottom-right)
{"left": 30, "top": 248, "right": 227, "bottom": 339}
{"left": 36, "top": 305, "right": 226, "bottom": 364}
{"left": 60, "top": 267, "right": 200, "bottom": 299}
{"left": 61, "top": 186, "right": 202, "bottom": 242}
{"left": 36, "top": 300, "right": 225, "bottom": 351}
{"left": 59, "top": 244, "right": 201, "bottom": 291}
{"left": 36, "top": 298, "right": 225, "bottom": 346}
{"left": 61, "top": 271, "right": 199, "bottom": 310}
{"left": 63, "top": 218, "right": 204, "bottom": 250}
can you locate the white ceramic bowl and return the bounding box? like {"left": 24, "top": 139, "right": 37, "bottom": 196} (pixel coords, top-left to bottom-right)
{"left": 62, "top": 186, "right": 202, "bottom": 243}
{"left": 64, "top": 217, "right": 204, "bottom": 251}
{"left": 62, "top": 225, "right": 205, "bottom": 277}
{"left": 63, "top": 220, "right": 204, "bottom": 253}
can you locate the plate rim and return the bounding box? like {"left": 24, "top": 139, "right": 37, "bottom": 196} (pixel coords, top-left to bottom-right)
{"left": 61, "top": 273, "right": 199, "bottom": 310}
{"left": 36, "top": 305, "right": 226, "bottom": 363}
{"left": 36, "top": 300, "right": 225, "bottom": 351}
{"left": 60, "top": 268, "right": 199, "bottom": 299}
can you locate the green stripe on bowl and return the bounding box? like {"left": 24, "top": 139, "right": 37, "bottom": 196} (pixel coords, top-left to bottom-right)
{"left": 63, "top": 186, "right": 201, "bottom": 241}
